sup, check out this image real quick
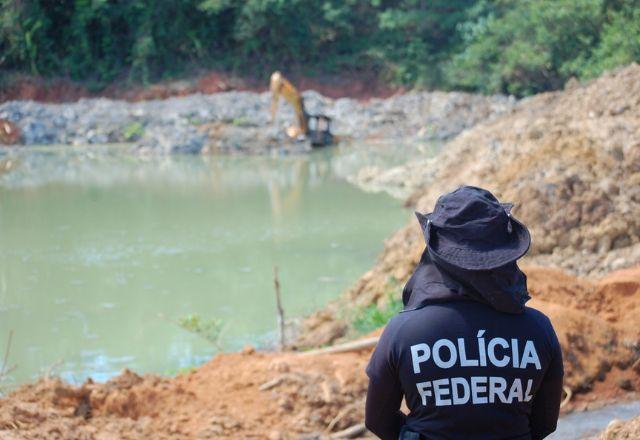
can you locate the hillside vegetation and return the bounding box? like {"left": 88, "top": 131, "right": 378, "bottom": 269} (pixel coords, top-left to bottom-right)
{"left": 1, "top": 0, "right": 639, "bottom": 95}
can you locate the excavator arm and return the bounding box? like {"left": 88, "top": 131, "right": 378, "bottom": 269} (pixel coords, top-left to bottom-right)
{"left": 270, "top": 71, "right": 308, "bottom": 137}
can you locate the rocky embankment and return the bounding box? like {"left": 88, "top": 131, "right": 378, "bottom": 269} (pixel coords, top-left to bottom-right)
{"left": 351, "top": 64, "right": 640, "bottom": 278}
{"left": 0, "top": 90, "right": 514, "bottom": 154}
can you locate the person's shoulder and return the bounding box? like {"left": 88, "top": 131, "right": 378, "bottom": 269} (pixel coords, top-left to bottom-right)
{"left": 523, "top": 304, "right": 553, "bottom": 326}
{"left": 522, "top": 304, "right": 559, "bottom": 346}
{"left": 381, "top": 312, "right": 410, "bottom": 336}
{"left": 375, "top": 310, "right": 417, "bottom": 347}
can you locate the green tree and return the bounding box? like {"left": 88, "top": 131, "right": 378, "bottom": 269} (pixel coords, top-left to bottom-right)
{"left": 371, "top": 0, "right": 477, "bottom": 86}
{"left": 575, "top": 1, "right": 640, "bottom": 78}
{"left": 445, "top": 0, "right": 607, "bottom": 96}
{"left": 0, "top": 0, "right": 639, "bottom": 94}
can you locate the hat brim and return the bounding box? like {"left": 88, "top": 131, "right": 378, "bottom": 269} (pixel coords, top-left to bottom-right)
{"left": 426, "top": 215, "right": 531, "bottom": 270}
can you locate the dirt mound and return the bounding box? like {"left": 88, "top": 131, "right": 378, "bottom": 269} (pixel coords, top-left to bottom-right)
{"left": 406, "top": 64, "right": 640, "bottom": 277}
{"left": 299, "top": 63, "right": 640, "bottom": 346}
{"left": 0, "top": 349, "right": 372, "bottom": 439}
{"left": 352, "top": 63, "right": 640, "bottom": 278}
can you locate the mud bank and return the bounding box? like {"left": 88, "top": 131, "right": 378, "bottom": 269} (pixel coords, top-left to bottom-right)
{"left": 1, "top": 266, "right": 639, "bottom": 439}
{"left": 0, "top": 89, "right": 513, "bottom": 154}
{"left": 552, "top": 401, "right": 640, "bottom": 439}
{"left": 0, "top": 349, "right": 372, "bottom": 439}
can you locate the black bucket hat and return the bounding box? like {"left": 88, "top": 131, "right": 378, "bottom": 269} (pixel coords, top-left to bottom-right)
{"left": 415, "top": 186, "right": 531, "bottom": 270}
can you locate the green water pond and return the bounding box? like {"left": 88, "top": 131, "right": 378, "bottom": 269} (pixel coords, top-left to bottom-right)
{"left": 0, "top": 143, "right": 421, "bottom": 385}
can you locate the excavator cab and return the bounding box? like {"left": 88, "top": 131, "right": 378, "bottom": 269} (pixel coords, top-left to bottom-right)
{"left": 307, "top": 114, "right": 333, "bottom": 147}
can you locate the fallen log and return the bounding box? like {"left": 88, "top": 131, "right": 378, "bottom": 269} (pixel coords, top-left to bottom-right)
{"left": 330, "top": 423, "right": 367, "bottom": 439}
{"left": 298, "top": 337, "right": 379, "bottom": 356}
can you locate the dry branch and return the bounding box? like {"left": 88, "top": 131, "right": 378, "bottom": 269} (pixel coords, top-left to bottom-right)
{"left": 1, "top": 330, "right": 13, "bottom": 376}
{"left": 299, "top": 337, "right": 379, "bottom": 357}
{"left": 273, "top": 265, "right": 286, "bottom": 351}
{"left": 330, "top": 423, "right": 367, "bottom": 439}
{"left": 326, "top": 398, "right": 365, "bottom": 432}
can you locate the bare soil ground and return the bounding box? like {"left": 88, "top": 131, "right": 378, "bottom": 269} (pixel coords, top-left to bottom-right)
{"left": 0, "top": 71, "right": 400, "bottom": 104}
{"left": 1, "top": 266, "right": 639, "bottom": 439}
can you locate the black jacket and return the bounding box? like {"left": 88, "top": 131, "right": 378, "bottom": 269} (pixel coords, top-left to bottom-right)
{"left": 365, "top": 249, "right": 563, "bottom": 440}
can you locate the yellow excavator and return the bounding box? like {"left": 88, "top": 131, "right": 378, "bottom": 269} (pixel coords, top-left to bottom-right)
{"left": 269, "top": 71, "right": 333, "bottom": 147}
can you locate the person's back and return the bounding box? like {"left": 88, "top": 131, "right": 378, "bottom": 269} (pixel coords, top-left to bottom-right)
{"left": 365, "top": 186, "right": 563, "bottom": 440}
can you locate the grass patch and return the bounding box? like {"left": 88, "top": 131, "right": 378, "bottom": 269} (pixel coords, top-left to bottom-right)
{"left": 350, "top": 277, "right": 403, "bottom": 335}
{"left": 123, "top": 122, "right": 144, "bottom": 141}
{"left": 177, "top": 314, "right": 224, "bottom": 348}
{"left": 231, "top": 117, "right": 250, "bottom": 126}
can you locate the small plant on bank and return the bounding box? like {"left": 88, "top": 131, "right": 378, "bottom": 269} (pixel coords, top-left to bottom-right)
{"left": 177, "top": 314, "right": 224, "bottom": 349}
{"left": 123, "top": 122, "right": 144, "bottom": 141}
{"left": 351, "top": 277, "right": 403, "bottom": 335}
{"left": 231, "top": 117, "right": 250, "bottom": 126}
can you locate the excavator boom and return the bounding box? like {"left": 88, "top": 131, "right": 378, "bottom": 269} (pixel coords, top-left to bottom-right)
{"left": 270, "top": 71, "right": 308, "bottom": 137}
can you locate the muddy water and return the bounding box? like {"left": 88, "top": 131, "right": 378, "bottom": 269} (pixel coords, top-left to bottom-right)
{"left": 0, "top": 143, "right": 419, "bottom": 385}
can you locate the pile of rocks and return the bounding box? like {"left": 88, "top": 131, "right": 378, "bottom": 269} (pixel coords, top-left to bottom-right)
{"left": 0, "top": 89, "right": 514, "bottom": 154}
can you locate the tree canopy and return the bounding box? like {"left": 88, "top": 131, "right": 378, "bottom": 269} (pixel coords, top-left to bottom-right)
{"left": 1, "top": 0, "right": 638, "bottom": 96}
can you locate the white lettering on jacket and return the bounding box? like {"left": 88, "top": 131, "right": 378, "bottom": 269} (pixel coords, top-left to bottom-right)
{"left": 410, "top": 332, "right": 541, "bottom": 372}
{"left": 409, "top": 330, "right": 542, "bottom": 407}
{"left": 415, "top": 377, "right": 534, "bottom": 407}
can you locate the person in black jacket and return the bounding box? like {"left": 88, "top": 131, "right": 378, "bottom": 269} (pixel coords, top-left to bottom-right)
{"left": 365, "top": 186, "right": 563, "bottom": 440}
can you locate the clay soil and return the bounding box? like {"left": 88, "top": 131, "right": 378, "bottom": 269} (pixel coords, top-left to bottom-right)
{"left": 1, "top": 266, "right": 639, "bottom": 439}
{"left": 0, "top": 70, "right": 400, "bottom": 104}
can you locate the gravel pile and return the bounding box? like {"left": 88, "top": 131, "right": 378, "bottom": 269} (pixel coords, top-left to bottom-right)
{"left": 0, "top": 90, "right": 513, "bottom": 154}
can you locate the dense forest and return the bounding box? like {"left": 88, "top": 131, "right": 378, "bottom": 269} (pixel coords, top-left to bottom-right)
{"left": 1, "top": 0, "right": 639, "bottom": 96}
